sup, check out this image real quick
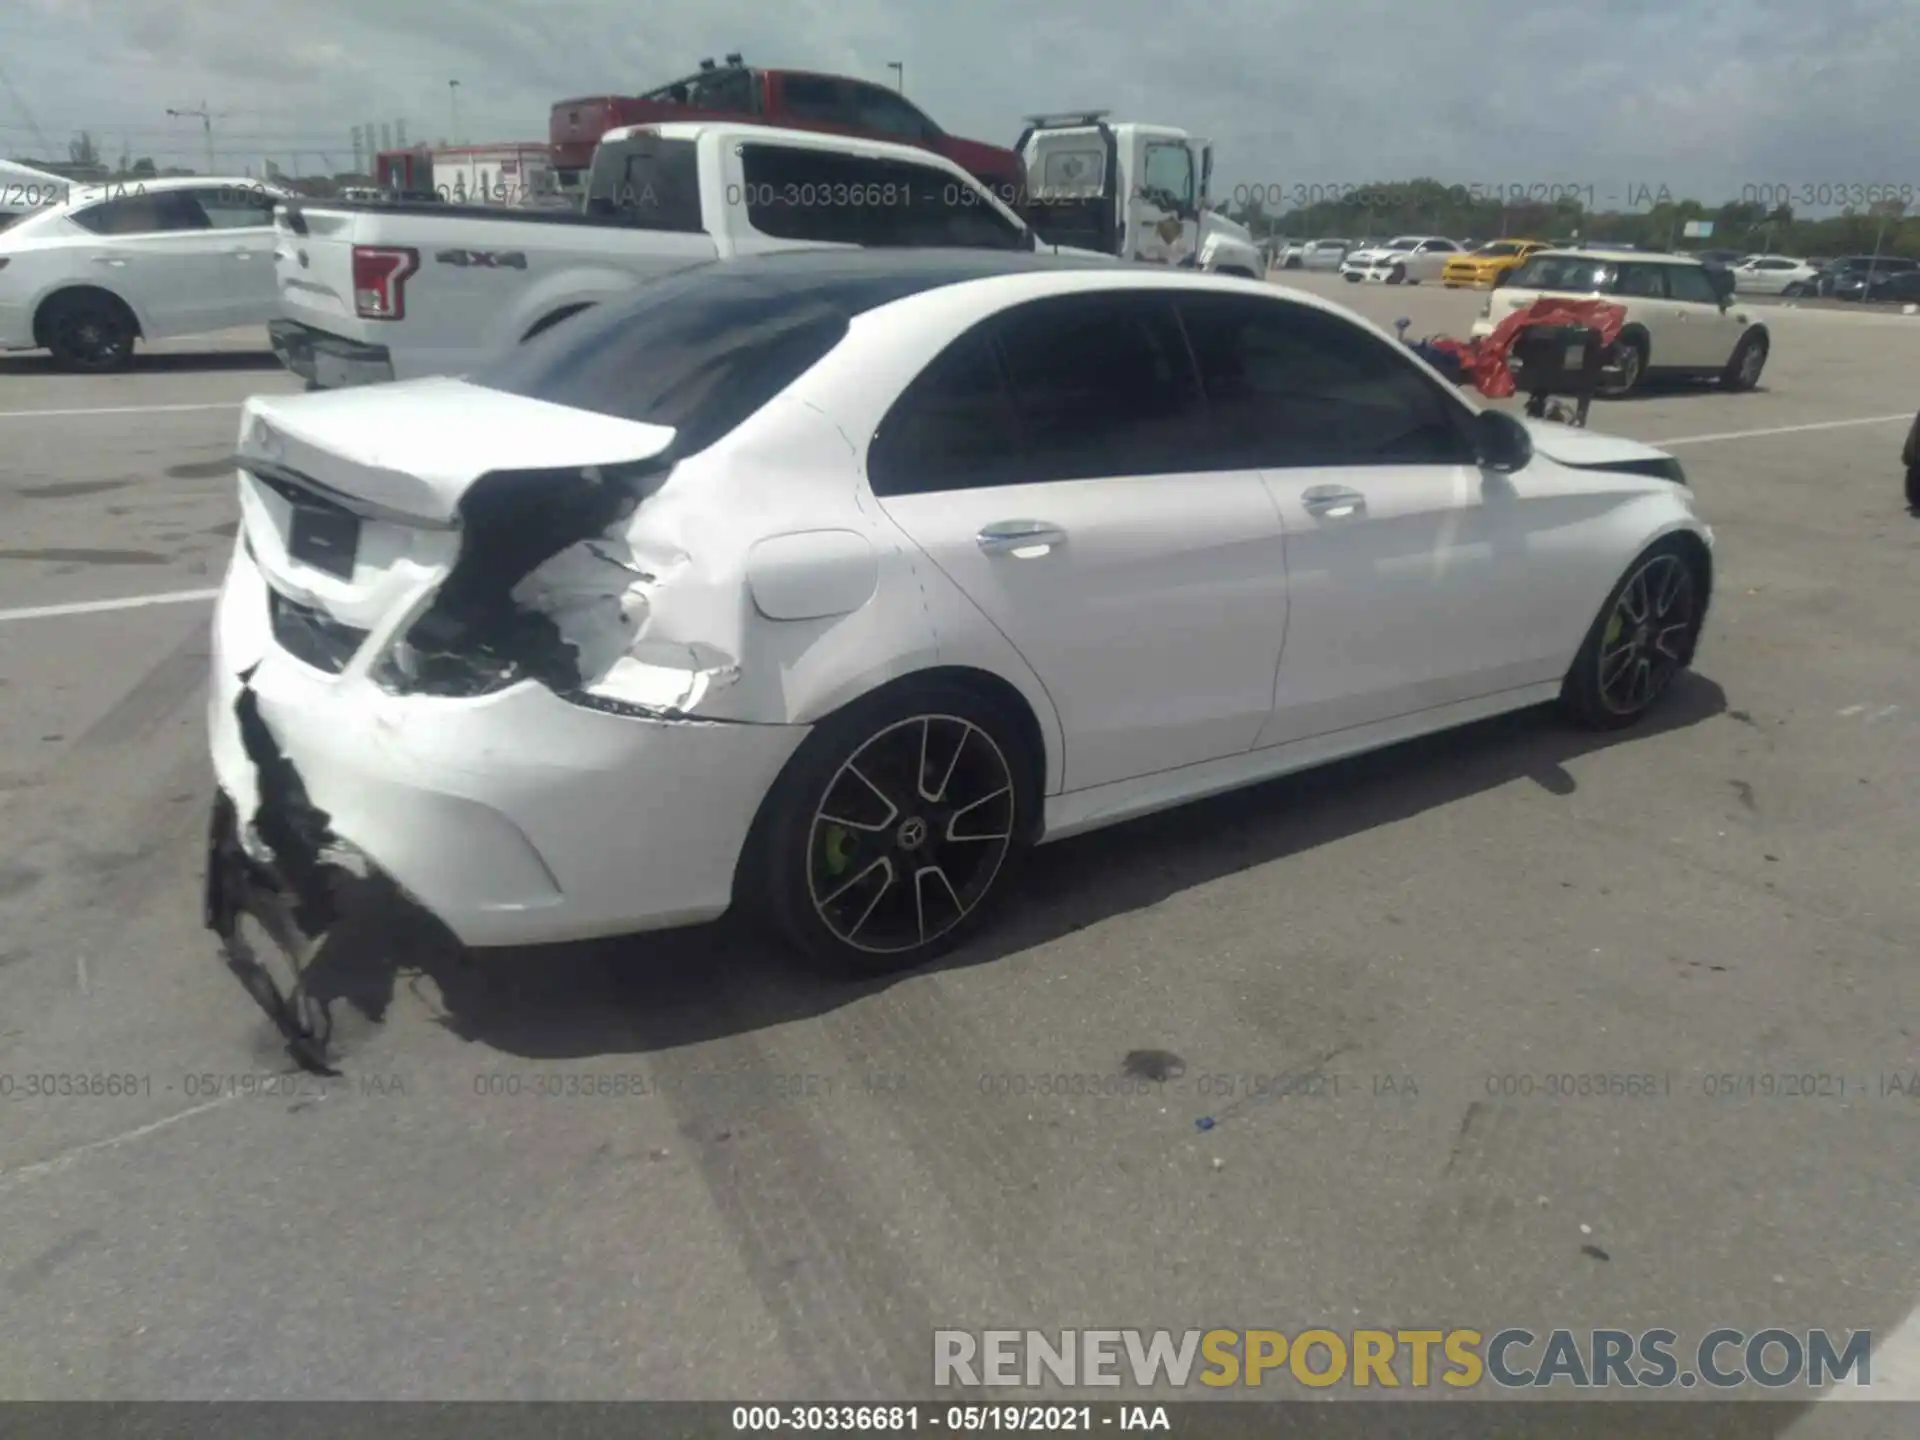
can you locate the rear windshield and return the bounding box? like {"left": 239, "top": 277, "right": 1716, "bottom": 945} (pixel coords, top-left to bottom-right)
{"left": 1509, "top": 255, "right": 1616, "bottom": 291}
{"left": 583, "top": 136, "right": 703, "bottom": 231}
{"left": 473, "top": 265, "right": 854, "bottom": 456}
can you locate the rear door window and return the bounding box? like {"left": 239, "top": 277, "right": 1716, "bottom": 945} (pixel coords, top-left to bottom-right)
{"left": 1663, "top": 265, "right": 1721, "bottom": 305}
{"left": 191, "top": 186, "right": 277, "bottom": 228}
{"left": 868, "top": 332, "right": 1025, "bottom": 495}
{"left": 68, "top": 188, "right": 209, "bottom": 235}
{"left": 991, "top": 291, "right": 1206, "bottom": 482}
{"left": 739, "top": 144, "right": 1026, "bottom": 249}
{"left": 780, "top": 75, "right": 850, "bottom": 125}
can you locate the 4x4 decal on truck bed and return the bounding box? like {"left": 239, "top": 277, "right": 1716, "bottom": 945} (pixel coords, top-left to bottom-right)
{"left": 434, "top": 249, "right": 528, "bottom": 269}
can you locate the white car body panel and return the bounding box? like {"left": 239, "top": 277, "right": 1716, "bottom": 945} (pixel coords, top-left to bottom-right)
{"left": 1340, "top": 235, "right": 1459, "bottom": 284}
{"left": 1731, "top": 256, "right": 1816, "bottom": 295}
{"left": 0, "top": 176, "right": 287, "bottom": 351}
{"left": 210, "top": 260, "right": 1710, "bottom": 949}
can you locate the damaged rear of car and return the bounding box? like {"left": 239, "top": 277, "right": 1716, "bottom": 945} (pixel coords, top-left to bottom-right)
{"left": 206, "top": 255, "right": 1007, "bottom": 1036}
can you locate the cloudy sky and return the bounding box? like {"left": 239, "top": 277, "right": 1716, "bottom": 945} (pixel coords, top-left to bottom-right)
{"left": 0, "top": 0, "right": 1913, "bottom": 210}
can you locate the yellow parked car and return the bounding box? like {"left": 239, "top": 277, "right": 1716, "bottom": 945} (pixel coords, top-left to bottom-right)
{"left": 1443, "top": 239, "right": 1549, "bottom": 289}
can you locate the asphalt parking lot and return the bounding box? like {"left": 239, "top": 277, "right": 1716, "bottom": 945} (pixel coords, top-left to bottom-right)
{"left": 1, "top": 276, "right": 1917, "bottom": 1431}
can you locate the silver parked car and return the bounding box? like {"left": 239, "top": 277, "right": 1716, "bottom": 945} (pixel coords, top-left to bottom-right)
{"left": 1280, "top": 238, "right": 1351, "bottom": 270}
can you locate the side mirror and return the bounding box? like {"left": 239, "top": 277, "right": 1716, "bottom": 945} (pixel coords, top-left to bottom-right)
{"left": 1473, "top": 408, "right": 1533, "bottom": 473}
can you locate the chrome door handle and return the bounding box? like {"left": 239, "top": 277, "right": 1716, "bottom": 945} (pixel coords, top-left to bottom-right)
{"left": 1301, "top": 486, "right": 1367, "bottom": 518}
{"left": 976, "top": 520, "right": 1067, "bottom": 555}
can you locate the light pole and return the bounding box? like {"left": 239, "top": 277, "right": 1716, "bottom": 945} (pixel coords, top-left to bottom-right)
{"left": 167, "top": 103, "right": 220, "bottom": 174}
{"left": 887, "top": 62, "right": 903, "bottom": 93}
{"left": 448, "top": 80, "right": 461, "bottom": 144}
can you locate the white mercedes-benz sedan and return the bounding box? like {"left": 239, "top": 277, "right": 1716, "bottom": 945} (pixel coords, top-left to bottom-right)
{"left": 207, "top": 249, "right": 1713, "bottom": 978}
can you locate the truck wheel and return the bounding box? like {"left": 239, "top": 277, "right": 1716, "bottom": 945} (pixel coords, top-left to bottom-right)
{"left": 40, "top": 291, "right": 137, "bottom": 372}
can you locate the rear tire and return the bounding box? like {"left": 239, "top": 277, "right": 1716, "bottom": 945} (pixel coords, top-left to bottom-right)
{"left": 40, "top": 291, "right": 136, "bottom": 372}
{"left": 1721, "top": 332, "right": 1768, "bottom": 391}
{"left": 1596, "top": 335, "right": 1647, "bottom": 398}
{"left": 1559, "top": 538, "right": 1705, "bottom": 730}
{"left": 747, "top": 679, "right": 1038, "bottom": 977}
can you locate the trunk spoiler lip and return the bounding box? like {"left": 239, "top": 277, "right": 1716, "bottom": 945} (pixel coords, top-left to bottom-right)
{"left": 234, "top": 383, "right": 680, "bottom": 527}
{"left": 232, "top": 454, "right": 463, "bottom": 530}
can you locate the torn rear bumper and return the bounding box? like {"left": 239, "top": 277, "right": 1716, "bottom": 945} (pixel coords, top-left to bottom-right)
{"left": 209, "top": 543, "right": 810, "bottom": 948}
{"left": 268, "top": 318, "right": 395, "bottom": 390}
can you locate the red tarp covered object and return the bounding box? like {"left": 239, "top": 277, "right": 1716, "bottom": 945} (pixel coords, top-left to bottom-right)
{"left": 1462, "top": 298, "right": 1627, "bottom": 399}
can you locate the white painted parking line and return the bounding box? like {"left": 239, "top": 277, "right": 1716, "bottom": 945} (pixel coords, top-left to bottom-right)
{"left": 0, "top": 401, "right": 243, "bottom": 420}
{"left": 1653, "top": 414, "right": 1913, "bottom": 447}
{"left": 0, "top": 588, "right": 220, "bottom": 624}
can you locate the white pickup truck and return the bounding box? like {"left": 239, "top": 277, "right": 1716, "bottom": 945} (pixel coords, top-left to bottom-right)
{"left": 270, "top": 121, "right": 1096, "bottom": 388}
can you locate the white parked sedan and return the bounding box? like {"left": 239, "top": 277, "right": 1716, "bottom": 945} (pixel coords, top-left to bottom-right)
{"left": 206, "top": 249, "right": 1713, "bottom": 987}
{"left": 1339, "top": 235, "right": 1462, "bottom": 284}
{"left": 1729, "top": 255, "right": 1817, "bottom": 295}
{"left": 0, "top": 175, "right": 290, "bottom": 370}
{"left": 1280, "top": 238, "right": 1352, "bottom": 271}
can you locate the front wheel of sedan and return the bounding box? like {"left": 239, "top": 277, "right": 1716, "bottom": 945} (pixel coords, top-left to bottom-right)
{"left": 749, "top": 682, "right": 1037, "bottom": 976}
{"left": 1560, "top": 539, "right": 1705, "bottom": 730}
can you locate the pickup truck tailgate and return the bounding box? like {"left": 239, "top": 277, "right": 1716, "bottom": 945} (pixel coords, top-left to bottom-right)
{"left": 275, "top": 204, "right": 366, "bottom": 336}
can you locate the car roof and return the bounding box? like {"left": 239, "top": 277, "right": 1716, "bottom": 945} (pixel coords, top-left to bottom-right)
{"left": 605, "top": 119, "right": 940, "bottom": 170}
{"left": 595, "top": 246, "right": 1372, "bottom": 329}
{"left": 1533, "top": 247, "right": 1698, "bottom": 264}
{"left": 48, "top": 175, "right": 289, "bottom": 207}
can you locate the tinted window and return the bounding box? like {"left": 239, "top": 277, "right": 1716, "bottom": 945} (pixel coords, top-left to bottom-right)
{"left": 192, "top": 186, "right": 276, "bottom": 229}
{"left": 994, "top": 293, "right": 1205, "bottom": 482}
{"left": 687, "top": 68, "right": 753, "bottom": 112}
{"left": 473, "top": 265, "right": 854, "bottom": 457}
{"left": 868, "top": 332, "right": 1024, "bottom": 495}
{"left": 1614, "top": 263, "right": 1668, "bottom": 298}
{"left": 68, "top": 188, "right": 208, "bottom": 235}
{"left": 584, "top": 136, "right": 703, "bottom": 231}
{"left": 844, "top": 83, "right": 936, "bottom": 141}
{"left": 740, "top": 145, "right": 1025, "bottom": 249}
{"left": 1177, "top": 294, "right": 1472, "bottom": 469}
{"left": 1664, "top": 265, "right": 1721, "bottom": 304}
{"left": 781, "top": 75, "right": 846, "bottom": 123}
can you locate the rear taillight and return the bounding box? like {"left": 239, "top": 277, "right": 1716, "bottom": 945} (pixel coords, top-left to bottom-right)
{"left": 352, "top": 245, "right": 417, "bottom": 321}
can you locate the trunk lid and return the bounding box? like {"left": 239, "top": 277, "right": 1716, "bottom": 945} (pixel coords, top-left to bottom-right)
{"left": 233, "top": 381, "right": 676, "bottom": 637}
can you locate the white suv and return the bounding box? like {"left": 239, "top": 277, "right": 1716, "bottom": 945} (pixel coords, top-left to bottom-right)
{"left": 0, "top": 176, "right": 291, "bottom": 371}
{"left": 1340, "top": 235, "right": 1461, "bottom": 284}
{"left": 1470, "top": 248, "right": 1771, "bottom": 397}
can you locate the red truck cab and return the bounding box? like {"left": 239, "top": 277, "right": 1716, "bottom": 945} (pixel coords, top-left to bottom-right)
{"left": 550, "top": 58, "right": 1023, "bottom": 200}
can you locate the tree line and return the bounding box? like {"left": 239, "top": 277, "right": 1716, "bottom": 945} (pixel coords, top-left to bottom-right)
{"left": 1226, "top": 178, "right": 1919, "bottom": 259}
